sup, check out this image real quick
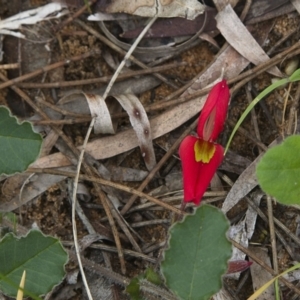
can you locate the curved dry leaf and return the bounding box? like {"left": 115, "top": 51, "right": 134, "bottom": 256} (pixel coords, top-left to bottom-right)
{"left": 96, "top": 0, "right": 205, "bottom": 19}
{"left": 216, "top": 5, "right": 282, "bottom": 77}
{"left": 113, "top": 94, "right": 156, "bottom": 171}
{"left": 83, "top": 93, "right": 115, "bottom": 134}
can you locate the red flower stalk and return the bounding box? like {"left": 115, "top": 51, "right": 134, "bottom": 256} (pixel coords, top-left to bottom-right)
{"left": 179, "top": 80, "right": 230, "bottom": 205}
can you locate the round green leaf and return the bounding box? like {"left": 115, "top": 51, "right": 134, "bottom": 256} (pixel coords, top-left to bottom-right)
{"left": 0, "top": 106, "right": 42, "bottom": 175}
{"left": 256, "top": 135, "right": 300, "bottom": 204}
{"left": 0, "top": 230, "right": 68, "bottom": 297}
{"left": 161, "top": 205, "right": 232, "bottom": 300}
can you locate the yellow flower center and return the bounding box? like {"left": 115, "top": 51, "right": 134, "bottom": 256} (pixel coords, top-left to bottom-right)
{"left": 194, "top": 140, "right": 216, "bottom": 163}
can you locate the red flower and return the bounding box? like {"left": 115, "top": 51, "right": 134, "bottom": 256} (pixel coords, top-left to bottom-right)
{"left": 179, "top": 80, "right": 230, "bottom": 205}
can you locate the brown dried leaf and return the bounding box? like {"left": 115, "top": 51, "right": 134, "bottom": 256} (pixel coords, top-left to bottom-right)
{"left": 121, "top": 9, "right": 217, "bottom": 38}
{"left": 249, "top": 247, "right": 275, "bottom": 299}
{"left": 84, "top": 93, "right": 115, "bottom": 134}
{"left": 291, "top": 0, "right": 300, "bottom": 14}
{"left": 216, "top": 5, "right": 282, "bottom": 77}
{"left": 98, "top": 20, "right": 202, "bottom": 62}
{"left": 95, "top": 0, "right": 205, "bottom": 19}
{"left": 113, "top": 94, "right": 156, "bottom": 171}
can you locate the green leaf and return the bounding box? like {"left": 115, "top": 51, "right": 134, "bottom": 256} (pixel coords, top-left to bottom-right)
{"left": 289, "top": 68, "right": 300, "bottom": 82}
{"left": 256, "top": 135, "right": 300, "bottom": 204}
{"left": 145, "top": 267, "right": 162, "bottom": 286}
{"left": 0, "top": 230, "right": 68, "bottom": 297}
{"left": 126, "top": 277, "right": 141, "bottom": 300}
{"left": 161, "top": 205, "right": 232, "bottom": 300}
{"left": 0, "top": 106, "right": 42, "bottom": 175}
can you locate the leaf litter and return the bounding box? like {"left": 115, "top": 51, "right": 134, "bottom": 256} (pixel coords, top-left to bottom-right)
{"left": 1, "top": 0, "right": 300, "bottom": 299}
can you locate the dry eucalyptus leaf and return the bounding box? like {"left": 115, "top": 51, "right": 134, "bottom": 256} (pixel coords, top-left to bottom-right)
{"left": 84, "top": 93, "right": 115, "bottom": 134}
{"left": 0, "top": 3, "right": 67, "bottom": 38}
{"left": 227, "top": 220, "right": 249, "bottom": 272}
{"left": 95, "top": 0, "right": 205, "bottom": 19}
{"left": 212, "top": 288, "right": 233, "bottom": 300}
{"left": 113, "top": 94, "right": 156, "bottom": 171}
{"left": 216, "top": 4, "right": 282, "bottom": 77}
{"left": 249, "top": 247, "right": 275, "bottom": 299}
{"left": 225, "top": 192, "right": 263, "bottom": 280}
{"left": 291, "top": 0, "right": 300, "bottom": 14}
{"left": 245, "top": 192, "right": 264, "bottom": 240}
{"left": 120, "top": 9, "right": 217, "bottom": 38}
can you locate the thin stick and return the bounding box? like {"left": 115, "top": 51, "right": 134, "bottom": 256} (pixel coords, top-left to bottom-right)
{"left": 267, "top": 196, "right": 278, "bottom": 275}
{"left": 54, "top": 0, "right": 97, "bottom": 32}
{"left": 0, "top": 49, "right": 99, "bottom": 90}
{"left": 0, "top": 63, "right": 19, "bottom": 70}
{"left": 63, "top": 240, "right": 156, "bottom": 263}
{"left": 71, "top": 117, "right": 95, "bottom": 300}
{"left": 17, "top": 62, "right": 185, "bottom": 89}
{"left": 120, "top": 118, "right": 198, "bottom": 215}
{"left": 32, "top": 118, "right": 91, "bottom": 125}
{"left": 27, "top": 167, "right": 184, "bottom": 216}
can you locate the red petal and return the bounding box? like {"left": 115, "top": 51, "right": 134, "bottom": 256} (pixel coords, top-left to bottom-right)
{"left": 197, "top": 80, "right": 230, "bottom": 141}
{"left": 179, "top": 136, "right": 224, "bottom": 205}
